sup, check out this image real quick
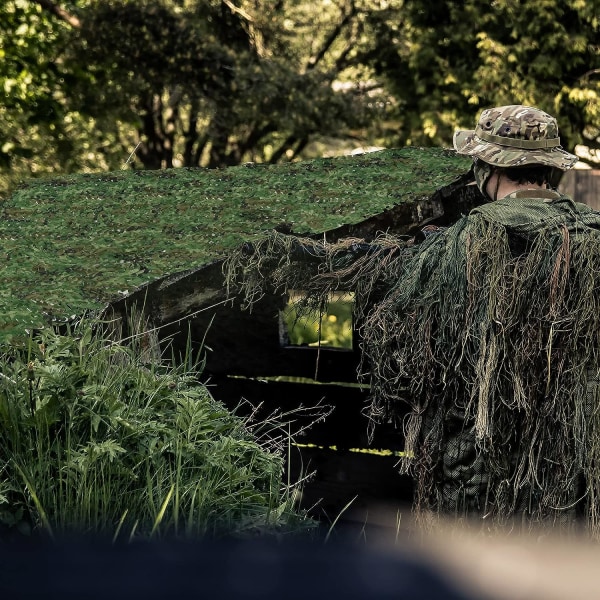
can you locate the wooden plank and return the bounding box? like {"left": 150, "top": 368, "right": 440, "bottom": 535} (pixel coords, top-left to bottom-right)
{"left": 559, "top": 169, "right": 600, "bottom": 210}
{"left": 208, "top": 375, "right": 413, "bottom": 522}
{"left": 208, "top": 376, "right": 378, "bottom": 447}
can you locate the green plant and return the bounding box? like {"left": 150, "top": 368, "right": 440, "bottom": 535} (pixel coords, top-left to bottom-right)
{"left": 283, "top": 292, "right": 354, "bottom": 349}
{"left": 0, "top": 319, "right": 310, "bottom": 541}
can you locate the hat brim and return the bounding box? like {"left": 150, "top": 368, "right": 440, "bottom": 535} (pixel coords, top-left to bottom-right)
{"left": 453, "top": 129, "right": 579, "bottom": 170}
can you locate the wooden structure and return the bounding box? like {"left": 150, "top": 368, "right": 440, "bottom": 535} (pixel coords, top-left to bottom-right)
{"left": 104, "top": 160, "right": 485, "bottom": 526}
{"left": 559, "top": 168, "right": 600, "bottom": 211}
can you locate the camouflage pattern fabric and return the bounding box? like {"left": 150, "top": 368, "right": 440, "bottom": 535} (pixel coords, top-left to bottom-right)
{"left": 453, "top": 105, "right": 578, "bottom": 170}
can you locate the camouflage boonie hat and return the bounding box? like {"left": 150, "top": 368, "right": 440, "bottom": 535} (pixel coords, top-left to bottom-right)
{"left": 453, "top": 105, "right": 578, "bottom": 170}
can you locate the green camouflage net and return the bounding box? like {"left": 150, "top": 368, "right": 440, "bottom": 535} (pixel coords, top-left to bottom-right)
{"left": 225, "top": 192, "right": 600, "bottom": 537}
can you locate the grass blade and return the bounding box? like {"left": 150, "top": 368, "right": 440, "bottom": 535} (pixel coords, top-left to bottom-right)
{"left": 151, "top": 484, "right": 175, "bottom": 537}
{"left": 14, "top": 463, "right": 54, "bottom": 540}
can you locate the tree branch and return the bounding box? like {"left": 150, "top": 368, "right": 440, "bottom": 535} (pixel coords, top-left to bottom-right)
{"left": 238, "top": 122, "right": 277, "bottom": 158}
{"left": 306, "top": 0, "right": 357, "bottom": 71}
{"left": 221, "top": 0, "right": 266, "bottom": 57}
{"left": 31, "top": 0, "right": 81, "bottom": 28}
{"left": 578, "top": 68, "right": 600, "bottom": 83}
{"left": 183, "top": 101, "right": 200, "bottom": 167}
{"left": 269, "top": 134, "right": 298, "bottom": 163}
{"left": 222, "top": 0, "right": 254, "bottom": 23}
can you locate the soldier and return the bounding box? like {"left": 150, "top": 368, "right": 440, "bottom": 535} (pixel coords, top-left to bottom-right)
{"left": 230, "top": 104, "right": 600, "bottom": 536}
{"left": 363, "top": 105, "right": 600, "bottom": 533}
{"left": 453, "top": 104, "right": 578, "bottom": 202}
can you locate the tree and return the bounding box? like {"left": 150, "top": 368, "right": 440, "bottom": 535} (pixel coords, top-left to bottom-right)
{"left": 0, "top": 1, "right": 70, "bottom": 183}
{"left": 1, "top": 0, "right": 390, "bottom": 186}
{"left": 358, "top": 0, "right": 600, "bottom": 164}
{"left": 57, "top": 0, "right": 386, "bottom": 169}
{"left": 1, "top": 0, "right": 599, "bottom": 199}
{"left": 0, "top": 0, "right": 127, "bottom": 197}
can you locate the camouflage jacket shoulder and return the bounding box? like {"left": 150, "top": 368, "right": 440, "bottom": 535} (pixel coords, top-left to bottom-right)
{"left": 467, "top": 189, "right": 600, "bottom": 235}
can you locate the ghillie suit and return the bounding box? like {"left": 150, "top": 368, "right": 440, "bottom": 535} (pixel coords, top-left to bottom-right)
{"left": 226, "top": 189, "right": 600, "bottom": 536}
{"left": 362, "top": 190, "right": 600, "bottom": 532}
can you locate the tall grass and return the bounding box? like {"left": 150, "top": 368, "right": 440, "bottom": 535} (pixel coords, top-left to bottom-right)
{"left": 0, "top": 319, "right": 310, "bottom": 541}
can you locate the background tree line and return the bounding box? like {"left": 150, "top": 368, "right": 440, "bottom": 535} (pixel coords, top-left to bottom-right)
{"left": 1, "top": 0, "right": 598, "bottom": 198}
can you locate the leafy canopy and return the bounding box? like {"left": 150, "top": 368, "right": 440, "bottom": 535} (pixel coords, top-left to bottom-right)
{"left": 1, "top": 0, "right": 598, "bottom": 199}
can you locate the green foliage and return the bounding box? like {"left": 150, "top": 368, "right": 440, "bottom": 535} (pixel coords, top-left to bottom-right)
{"left": 283, "top": 293, "right": 354, "bottom": 349}
{"left": 360, "top": 0, "right": 600, "bottom": 159}
{"left": 0, "top": 147, "right": 471, "bottom": 341}
{"left": 1, "top": 0, "right": 598, "bottom": 196}
{"left": 54, "top": 0, "right": 379, "bottom": 170}
{"left": 0, "top": 1, "right": 125, "bottom": 198}
{"left": 0, "top": 319, "right": 309, "bottom": 540}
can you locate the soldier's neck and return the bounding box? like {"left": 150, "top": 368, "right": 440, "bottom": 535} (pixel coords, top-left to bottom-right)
{"left": 486, "top": 173, "right": 547, "bottom": 201}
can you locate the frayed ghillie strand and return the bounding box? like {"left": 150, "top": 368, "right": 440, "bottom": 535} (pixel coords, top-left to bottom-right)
{"left": 223, "top": 231, "right": 414, "bottom": 317}
{"left": 224, "top": 233, "right": 327, "bottom": 311}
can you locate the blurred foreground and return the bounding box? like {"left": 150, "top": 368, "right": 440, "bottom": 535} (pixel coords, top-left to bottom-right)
{"left": 2, "top": 510, "right": 600, "bottom": 599}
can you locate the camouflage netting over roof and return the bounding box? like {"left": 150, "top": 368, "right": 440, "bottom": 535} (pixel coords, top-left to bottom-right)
{"left": 0, "top": 147, "right": 470, "bottom": 341}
